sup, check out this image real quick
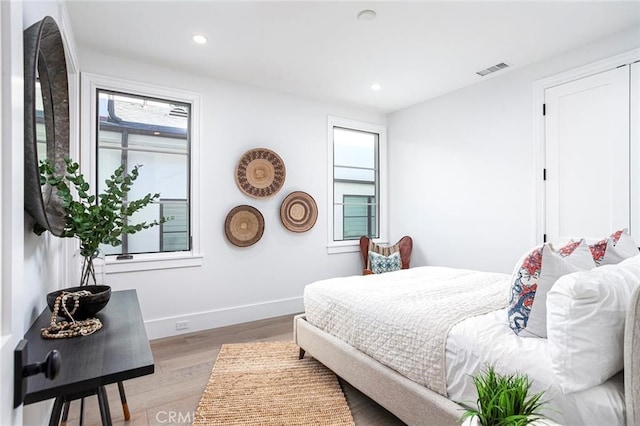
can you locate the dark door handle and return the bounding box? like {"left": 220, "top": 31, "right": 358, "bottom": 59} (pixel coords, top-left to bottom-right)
{"left": 14, "top": 339, "right": 62, "bottom": 408}
{"left": 23, "top": 348, "right": 61, "bottom": 380}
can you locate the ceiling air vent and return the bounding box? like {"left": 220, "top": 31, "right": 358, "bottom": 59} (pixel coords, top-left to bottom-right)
{"left": 476, "top": 62, "right": 510, "bottom": 77}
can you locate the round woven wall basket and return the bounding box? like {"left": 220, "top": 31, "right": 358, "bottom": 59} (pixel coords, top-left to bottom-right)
{"left": 235, "top": 148, "right": 286, "bottom": 198}
{"left": 224, "top": 205, "right": 265, "bottom": 247}
{"left": 280, "top": 191, "right": 318, "bottom": 233}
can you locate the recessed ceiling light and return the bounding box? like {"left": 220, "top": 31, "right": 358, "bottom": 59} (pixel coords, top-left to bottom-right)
{"left": 357, "top": 10, "right": 377, "bottom": 21}
{"left": 192, "top": 34, "right": 208, "bottom": 45}
{"left": 371, "top": 83, "right": 381, "bottom": 91}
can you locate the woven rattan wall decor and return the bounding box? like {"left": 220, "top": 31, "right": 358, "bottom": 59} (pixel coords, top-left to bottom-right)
{"left": 280, "top": 191, "right": 318, "bottom": 233}
{"left": 235, "top": 148, "right": 286, "bottom": 198}
{"left": 224, "top": 205, "right": 265, "bottom": 247}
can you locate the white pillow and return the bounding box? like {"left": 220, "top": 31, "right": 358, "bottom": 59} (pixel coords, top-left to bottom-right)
{"left": 507, "top": 240, "right": 595, "bottom": 338}
{"left": 589, "top": 228, "right": 639, "bottom": 266}
{"left": 547, "top": 254, "right": 640, "bottom": 393}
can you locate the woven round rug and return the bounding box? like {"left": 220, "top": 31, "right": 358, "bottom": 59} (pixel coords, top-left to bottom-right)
{"left": 224, "top": 205, "right": 265, "bottom": 247}
{"left": 193, "top": 341, "right": 354, "bottom": 425}
{"left": 235, "top": 148, "right": 286, "bottom": 198}
{"left": 280, "top": 191, "right": 318, "bottom": 233}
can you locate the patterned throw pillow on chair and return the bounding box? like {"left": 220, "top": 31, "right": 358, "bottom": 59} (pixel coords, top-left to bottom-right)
{"left": 368, "top": 251, "right": 402, "bottom": 274}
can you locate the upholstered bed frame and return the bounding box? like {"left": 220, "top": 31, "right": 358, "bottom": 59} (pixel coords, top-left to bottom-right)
{"left": 293, "top": 285, "right": 640, "bottom": 426}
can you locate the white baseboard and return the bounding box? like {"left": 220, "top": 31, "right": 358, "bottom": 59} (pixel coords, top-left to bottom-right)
{"left": 144, "top": 296, "right": 304, "bottom": 340}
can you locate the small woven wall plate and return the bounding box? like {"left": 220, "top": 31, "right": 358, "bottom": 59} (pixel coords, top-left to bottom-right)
{"left": 224, "top": 205, "right": 265, "bottom": 247}
{"left": 235, "top": 148, "right": 286, "bottom": 198}
{"left": 280, "top": 191, "right": 318, "bottom": 233}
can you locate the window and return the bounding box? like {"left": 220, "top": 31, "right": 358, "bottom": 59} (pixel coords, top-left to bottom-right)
{"left": 343, "top": 195, "right": 377, "bottom": 239}
{"left": 96, "top": 90, "right": 190, "bottom": 255}
{"left": 159, "top": 199, "right": 189, "bottom": 252}
{"left": 327, "top": 116, "right": 387, "bottom": 253}
{"left": 82, "top": 74, "right": 201, "bottom": 271}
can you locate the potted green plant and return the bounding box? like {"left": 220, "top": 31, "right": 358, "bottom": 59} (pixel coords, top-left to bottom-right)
{"left": 38, "top": 158, "right": 167, "bottom": 285}
{"left": 461, "top": 365, "right": 548, "bottom": 426}
{"left": 38, "top": 158, "right": 168, "bottom": 319}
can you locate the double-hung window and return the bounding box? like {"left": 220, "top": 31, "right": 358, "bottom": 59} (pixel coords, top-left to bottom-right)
{"left": 327, "top": 116, "right": 387, "bottom": 253}
{"left": 81, "top": 74, "right": 201, "bottom": 271}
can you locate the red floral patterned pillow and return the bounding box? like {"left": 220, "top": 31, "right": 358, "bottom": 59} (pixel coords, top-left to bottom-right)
{"left": 589, "top": 229, "right": 639, "bottom": 266}
{"left": 508, "top": 240, "right": 595, "bottom": 338}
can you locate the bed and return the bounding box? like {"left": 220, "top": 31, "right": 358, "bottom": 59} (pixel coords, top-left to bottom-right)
{"left": 293, "top": 259, "right": 640, "bottom": 426}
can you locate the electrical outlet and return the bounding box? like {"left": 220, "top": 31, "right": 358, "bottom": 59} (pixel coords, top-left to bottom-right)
{"left": 176, "top": 320, "right": 189, "bottom": 330}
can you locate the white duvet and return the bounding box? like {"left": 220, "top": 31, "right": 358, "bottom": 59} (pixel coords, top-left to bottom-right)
{"left": 447, "top": 308, "right": 625, "bottom": 426}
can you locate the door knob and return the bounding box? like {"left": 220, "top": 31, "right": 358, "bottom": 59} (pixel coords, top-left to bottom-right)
{"left": 14, "top": 339, "right": 62, "bottom": 408}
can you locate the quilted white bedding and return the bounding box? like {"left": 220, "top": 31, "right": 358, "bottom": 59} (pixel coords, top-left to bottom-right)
{"left": 303, "top": 266, "right": 509, "bottom": 396}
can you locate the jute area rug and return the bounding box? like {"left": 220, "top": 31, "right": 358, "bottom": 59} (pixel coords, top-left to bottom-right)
{"left": 193, "top": 341, "right": 355, "bottom": 425}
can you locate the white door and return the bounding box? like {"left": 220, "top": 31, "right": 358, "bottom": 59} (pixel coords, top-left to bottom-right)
{"left": 545, "top": 66, "right": 630, "bottom": 243}
{"left": 631, "top": 62, "right": 640, "bottom": 244}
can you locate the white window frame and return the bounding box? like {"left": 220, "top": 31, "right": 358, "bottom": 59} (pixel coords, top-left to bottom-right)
{"left": 80, "top": 73, "right": 202, "bottom": 273}
{"left": 327, "top": 116, "right": 388, "bottom": 254}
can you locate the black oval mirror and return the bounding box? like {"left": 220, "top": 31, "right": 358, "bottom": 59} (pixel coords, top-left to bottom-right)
{"left": 24, "top": 16, "right": 70, "bottom": 236}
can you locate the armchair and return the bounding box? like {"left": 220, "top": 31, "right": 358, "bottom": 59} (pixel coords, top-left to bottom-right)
{"left": 359, "top": 236, "right": 413, "bottom": 275}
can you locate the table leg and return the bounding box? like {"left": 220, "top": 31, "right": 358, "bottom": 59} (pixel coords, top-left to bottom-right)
{"left": 60, "top": 400, "right": 70, "bottom": 426}
{"left": 79, "top": 398, "right": 85, "bottom": 426}
{"left": 96, "top": 386, "right": 113, "bottom": 426}
{"left": 48, "top": 397, "right": 64, "bottom": 426}
{"left": 117, "top": 381, "right": 131, "bottom": 420}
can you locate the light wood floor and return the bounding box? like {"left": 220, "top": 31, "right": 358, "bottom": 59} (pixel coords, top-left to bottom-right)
{"left": 63, "top": 314, "right": 406, "bottom": 425}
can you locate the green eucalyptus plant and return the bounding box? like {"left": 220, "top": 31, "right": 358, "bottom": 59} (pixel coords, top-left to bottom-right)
{"left": 461, "top": 365, "right": 547, "bottom": 426}
{"left": 38, "top": 158, "right": 168, "bottom": 286}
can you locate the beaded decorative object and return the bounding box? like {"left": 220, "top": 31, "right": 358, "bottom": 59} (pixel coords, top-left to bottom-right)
{"left": 41, "top": 290, "right": 103, "bottom": 339}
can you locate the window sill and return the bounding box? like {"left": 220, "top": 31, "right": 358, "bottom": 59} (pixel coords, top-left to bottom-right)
{"left": 327, "top": 243, "right": 359, "bottom": 254}
{"left": 105, "top": 252, "right": 203, "bottom": 274}
{"left": 327, "top": 238, "right": 390, "bottom": 255}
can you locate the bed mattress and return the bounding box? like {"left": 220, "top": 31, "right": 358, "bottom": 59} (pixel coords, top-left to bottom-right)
{"left": 446, "top": 308, "right": 625, "bottom": 426}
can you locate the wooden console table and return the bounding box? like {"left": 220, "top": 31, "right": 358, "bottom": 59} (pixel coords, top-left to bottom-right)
{"left": 21, "top": 289, "right": 154, "bottom": 425}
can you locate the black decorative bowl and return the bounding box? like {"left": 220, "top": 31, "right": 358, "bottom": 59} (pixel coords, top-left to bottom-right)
{"left": 46, "top": 285, "right": 111, "bottom": 320}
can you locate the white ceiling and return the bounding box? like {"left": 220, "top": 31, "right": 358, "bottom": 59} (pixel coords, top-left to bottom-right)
{"left": 65, "top": 1, "right": 640, "bottom": 114}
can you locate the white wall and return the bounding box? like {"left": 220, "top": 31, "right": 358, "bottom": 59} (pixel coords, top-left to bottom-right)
{"left": 77, "top": 49, "right": 385, "bottom": 339}
{"left": 387, "top": 27, "right": 640, "bottom": 274}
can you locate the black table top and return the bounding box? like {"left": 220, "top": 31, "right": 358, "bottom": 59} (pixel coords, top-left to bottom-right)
{"left": 23, "top": 289, "right": 154, "bottom": 404}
